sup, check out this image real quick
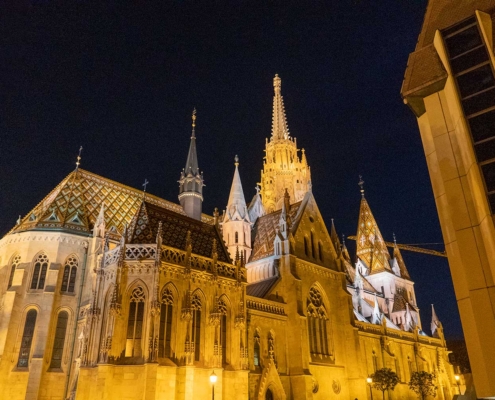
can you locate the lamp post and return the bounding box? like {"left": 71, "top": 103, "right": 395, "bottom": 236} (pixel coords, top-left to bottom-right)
{"left": 454, "top": 375, "right": 461, "bottom": 395}
{"left": 210, "top": 370, "right": 217, "bottom": 400}
{"left": 367, "top": 377, "right": 373, "bottom": 400}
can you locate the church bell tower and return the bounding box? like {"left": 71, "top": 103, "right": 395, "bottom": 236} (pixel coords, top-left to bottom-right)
{"left": 178, "top": 109, "right": 204, "bottom": 220}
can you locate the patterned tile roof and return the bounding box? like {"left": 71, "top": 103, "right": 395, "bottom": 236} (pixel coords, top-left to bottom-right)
{"left": 344, "top": 261, "right": 378, "bottom": 294}
{"left": 7, "top": 169, "right": 213, "bottom": 237}
{"left": 392, "top": 245, "right": 411, "bottom": 280}
{"left": 392, "top": 292, "right": 417, "bottom": 313}
{"left": 250, "top": 201, "right": 301, "bottom": 262}
{"left": 127, "top": 201, "right": 230, "bottom": 262}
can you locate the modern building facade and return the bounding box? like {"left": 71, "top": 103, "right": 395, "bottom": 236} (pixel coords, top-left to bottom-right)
{"left": 402, "top": 1, "right": 495, "bottom": 398}
{"left": 0, "top": 76, "right": 457, "bottom": 399}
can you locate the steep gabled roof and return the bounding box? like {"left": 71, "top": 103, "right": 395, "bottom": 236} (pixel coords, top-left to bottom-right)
{"left": 392, "top": 292, "right": 418, "bottom": 313}
{"left": 250, "top": 201, "right": 301, "bottom": 262}
{"left": 344, "top": 261, "right": 378, "bottom": 294}
{"left": 7, "top": 169, "right": 212, "bottom": 238}
{"left": 127, "top": 201, "right": 230, "bottom": 262}
{"left": 392, "top": 244, "right": 411, "bottom": 280}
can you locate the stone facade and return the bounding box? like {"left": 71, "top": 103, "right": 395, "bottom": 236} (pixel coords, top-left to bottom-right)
{"left": 0, "top": 76, "right": 458, "bottom": 400}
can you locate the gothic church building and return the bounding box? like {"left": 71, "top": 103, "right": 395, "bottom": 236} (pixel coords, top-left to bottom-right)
{"left": 0, "top": 76, "right": 457, "bottom": 399}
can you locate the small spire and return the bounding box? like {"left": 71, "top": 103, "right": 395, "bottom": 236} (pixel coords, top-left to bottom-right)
{"left": 191, "top": 108, "right": 197, "bottom": 137}
{"left": 142, "top": 179, "right": 149, "bottom": 199}
{"left": 75, "top": 146, "right": 83, "bottom": 171}
{"left": 16, "top": 215, "right": 21, "bottom": 225}
{"left": 372, "top": 294, "right": 381, "bottom": 324}
{"left": 358, "top": 175, "right": 365, "bottom": 197}
{"left": 431, "top": 304, "right": 441, "bottom": 336}
{"left": 393, "top": 232, "right": 397, "bottom": 245}
{"left": 234, "top": 154, "right": 239, "bottom": 167}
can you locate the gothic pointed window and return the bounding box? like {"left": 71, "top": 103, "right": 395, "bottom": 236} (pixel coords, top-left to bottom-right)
{"left": 30, "top": 253, "right": 49, "bottom": 290}
{"left": 159, "top": 288, "right": 174, "bottom": 358}
{"left": 18, "top": 309, "right": 37, "bottom": 367}
{"left": 7, "top": 254, "right": 21, "bottom": 289}
{"left": 50, "top": 311, "right": 68, "bottom": 369}
{"left": 307, "top": 287, "right": 332, "bottom": 358}
{"left": 61, "top": 256, "right": 78, "bottom": 294}
{"left": 218, "top": 299, "right": 228, "bottom": 365}
{"left": 191, "top": 294, "right": 202, "bottom": 362}
{"left": 235, "top": 231, "right": 239, "bottom": 244}
{"left": 304, "top": 237, "right": 309, "bottom": 257}
{"left": 318, "top": 242, "right": 323, "bottom": 262}
{"left": 372, "top": 350, "right": 378, "bottom": 372}
{"left": 265, "top": 389, "right": 274, "bottom": 400}
{"left": 125, "top": 287, "right": 145, "bottom": 358}
{"left": 253, "top": 331, "right": 261, "bottom": 367}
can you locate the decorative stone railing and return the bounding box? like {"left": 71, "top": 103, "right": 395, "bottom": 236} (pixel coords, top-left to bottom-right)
{"left": 104, "top": 243, "right": 244, "bottom": 281}
{"left": 246, "top": 299, "right": 285, "bottom": 315}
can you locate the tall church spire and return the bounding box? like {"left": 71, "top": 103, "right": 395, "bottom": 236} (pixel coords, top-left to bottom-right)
{"left": 431, "top": 304, "right": 441, "bottom": 337}
{"left": 178, "top": 109, "right": 204, "bottom": 220}
{"left": 355, "top": 178, "right": 391, "bottom": 274}
{"left": 260, "top": 75, "right": 311, "bottom": 213}
{"left": 272, "top": 74, "right": 290, "bottom": 140}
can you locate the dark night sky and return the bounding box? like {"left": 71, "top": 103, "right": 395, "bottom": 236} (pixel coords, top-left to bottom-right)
{"left": 0, "top": 1, "right": 464, "bottom": 339}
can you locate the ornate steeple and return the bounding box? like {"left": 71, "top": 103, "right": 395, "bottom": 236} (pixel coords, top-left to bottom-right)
{"left": 260, "top": 75, "right": 311, "bottom": 213}
{"left": 272, "top": 74, "right": 290, "bottom": 140}
{"left": 392, "top": 235, "right": 411, "bottom": 280}
{"left": 355, "top": 178, "right": 391, "bottom": 274}
{"left": 178, "top": 109, "right": 204, "bottom": 220}
{"left": 222, "top": 156, "right": 252, "bottom": 262}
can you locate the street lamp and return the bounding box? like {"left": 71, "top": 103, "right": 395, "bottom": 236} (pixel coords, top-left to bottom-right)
{"left": 454, "top": 375, "right": 461, "bottom": 395}
{"left": 367, "top": 377, "right": 373, "bottom": 400}
{"left": 210, "top": 370, "right": 217, "bottom": 400}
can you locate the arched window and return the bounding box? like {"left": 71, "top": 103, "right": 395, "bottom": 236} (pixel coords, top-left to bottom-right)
{"left": 304, "top": 237, "right": 309, "bottom": 257}
{"left": 310, "top": 232, "right": 316, "bottom": 258}
{"left": 125, "top": 287, "right": 145, "bottom": 357}
{"left": 159, "top": 288, "right": 174, "bottom": 358}
{"left": 307, "top": 287, "right": 330, "bottom": 356}
{"left": 395, "top": 358, "right": 401, "bottom": 380}
{"left": 7, "top": 254, "right": 21, "bottom": 289}
{"left": 50, "top": 311, "right": 69, "bottom": 368}
{"left": 253, "top": 331, "right": 261, "bottom": 367}
{"left": 372, "top": 350, "right": 378, "bottom": 371}
{"left": 61, "top": 256, "right": 78, "bottom": 293}
{"left": 235, "top": 231, "right": 239, "bottom": 244}
{"left": 218, "top": 299, "right": 228, "bottom": 365}
{"left": 318, "top": 242, "right": 324, "bottom": 262}
{"left": 192, "top": 294, "right": 202, "bottom": 362}
{"left": 31, "top": 253, "right": 49, "bottom": 289}
{"left": 18, "top": 309, "right": 37, "bottom": 367}
{"left": 265, "top": 388, "right": 274, "bottom": 400}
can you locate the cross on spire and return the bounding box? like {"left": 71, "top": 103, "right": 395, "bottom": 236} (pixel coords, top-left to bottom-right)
{"left": 75, "top": 146, "right": 83, "bottom": 170}
{"left": 142, "top": 179, "right": 149, "bottom": 192}
{"left": 358, "top": 175, "right": 365, "bottom": 197}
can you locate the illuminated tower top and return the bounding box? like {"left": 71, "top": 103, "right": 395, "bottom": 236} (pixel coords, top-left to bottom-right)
{"left": 259, "top": 75, "right": 311, "bottom": 213}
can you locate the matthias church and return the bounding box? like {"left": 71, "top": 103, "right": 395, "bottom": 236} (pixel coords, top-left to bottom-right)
{"left": 0, "top": 76, "right": 457, "bottom": 399}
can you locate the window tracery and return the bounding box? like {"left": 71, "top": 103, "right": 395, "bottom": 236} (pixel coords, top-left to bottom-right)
{"left": 31, "top": 253, "right": 49, "bottom": 290}
{"left": 126, "top": 287, "right": 145, "bottom": 357}
{"left": 159, "top": 287, "right": 174, "bottom": 358}
{"left": 218, "top": 299, "right": 228, "bottom": 365}
{"left": 7, "top": 254, "right": 21, "bottom": 289}
{"left": 254, "top": 330, "right": 261, "bottom": 367}
{"left": 61, "top": 256, "right": 78, "bottom": 293}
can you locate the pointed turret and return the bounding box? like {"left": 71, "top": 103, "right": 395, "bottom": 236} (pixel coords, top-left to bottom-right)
{"left": 178, "top": 109, "right": 204, "bottom": 220}
{"left": 222, "top": 156, "right": 252, "bottom": 262}
{"left": 224, "top": 155, "right": 250, "bottom": 223}
{"left": 355, "top": 177, "right": 391, "bottom": 274}
{"left": 391, "top": 235, "right": 411, "bottom": 280}
{"left": 93, "top": 203, "right": 106, "bottom": 238}
{"left": 405, "top": 303, "right": 414, "bottom": 332}
{"left": 431, "top": 304, "right": 441, "bottom": 337}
